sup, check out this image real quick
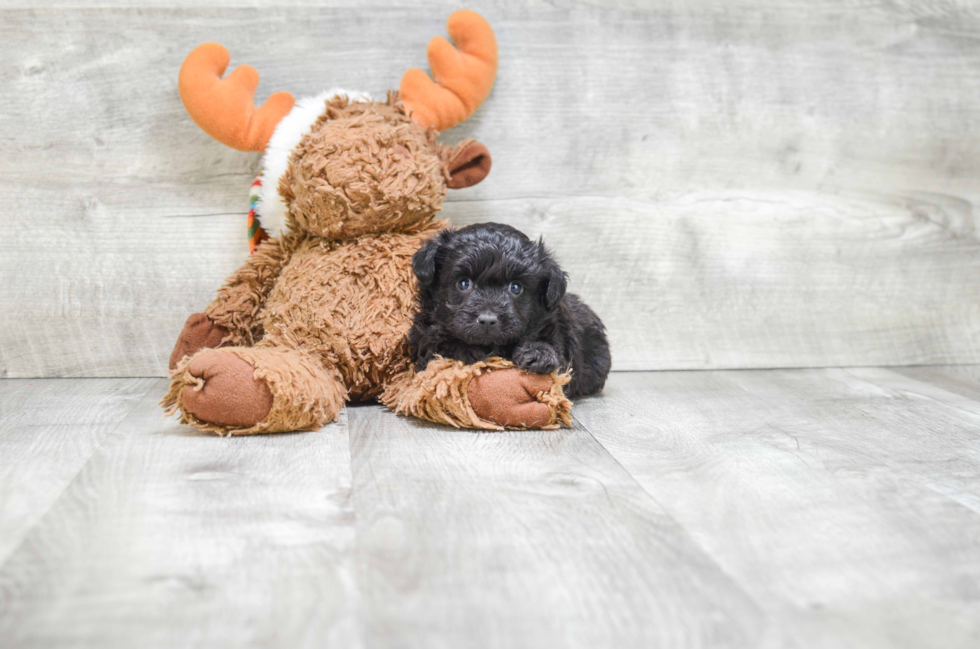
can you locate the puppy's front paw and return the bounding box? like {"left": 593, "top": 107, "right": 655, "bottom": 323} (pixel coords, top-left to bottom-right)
{"left": 514, "top": 342, "right": 561, "bottom": 375}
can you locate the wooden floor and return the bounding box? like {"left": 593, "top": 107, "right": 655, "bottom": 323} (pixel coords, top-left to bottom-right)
{"left": 1, "top": 368, "right": 979, "bottom": 648}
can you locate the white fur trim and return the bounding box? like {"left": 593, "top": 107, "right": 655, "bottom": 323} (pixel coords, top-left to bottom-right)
{"left": 256, "top": 88, "right": 373, "bottom": 237}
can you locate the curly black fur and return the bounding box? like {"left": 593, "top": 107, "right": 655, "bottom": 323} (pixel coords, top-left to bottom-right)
{"left": 409, "top": 223, "right": 611, "bottom": 398}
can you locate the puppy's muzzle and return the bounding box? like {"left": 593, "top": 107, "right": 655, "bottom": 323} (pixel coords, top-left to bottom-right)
{"left": 476, "top": 312, "right": 498, "bottom": 327}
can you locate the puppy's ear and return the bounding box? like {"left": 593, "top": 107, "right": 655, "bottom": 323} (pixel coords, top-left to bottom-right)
{"left": 537, "top": 241, "right": 567, "bottom": 310}
{"left": 413, "top": 229, "right": 454, "bottom": 287}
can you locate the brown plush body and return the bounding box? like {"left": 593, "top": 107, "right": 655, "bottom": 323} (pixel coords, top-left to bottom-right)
{"left": 163, "top": 98, "right": 571, "bottom": 435}
{"left": 166, "top": 221, "right": 438, "bottom": 430}
{"left": 244, "top": 225, "right": 440, "bottom": 400}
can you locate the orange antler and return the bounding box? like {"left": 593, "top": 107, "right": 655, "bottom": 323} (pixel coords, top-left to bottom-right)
{"left": 178, "top": 43, "right": 295, "bottom": 152}
{"left": 400, "top": 10, "right": 498, "bottom": 132}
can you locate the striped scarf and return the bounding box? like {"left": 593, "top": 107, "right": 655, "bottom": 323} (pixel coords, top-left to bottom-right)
{"left": 248, "top": 175, "right": 269, "bottom": 254}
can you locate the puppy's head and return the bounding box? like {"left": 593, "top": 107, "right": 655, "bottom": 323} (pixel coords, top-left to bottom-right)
{"left": 413, "top": 223, "right": 567, "bottom": 346}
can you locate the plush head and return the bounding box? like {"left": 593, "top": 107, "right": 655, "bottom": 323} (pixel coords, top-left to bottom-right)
{"left": 412, "top": 223, "right": 568, "bottom": 346}
{"left": 279, "top": 96, "right": 490, "bottom": 239}
{"left": 177, "top": 10, "right": 497, "bottom": 240}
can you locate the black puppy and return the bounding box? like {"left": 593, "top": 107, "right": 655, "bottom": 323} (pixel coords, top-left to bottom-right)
{"left": 409, "top": 223, "right": 611, "bottom": 398}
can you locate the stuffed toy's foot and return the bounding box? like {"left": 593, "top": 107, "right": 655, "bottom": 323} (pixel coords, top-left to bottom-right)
{"left": 466, "top": 369, "right": 563, "bottom": 428}
{"left": 381, "top": 357, "right": 572, "bottom": 430}
{"left": 162, "top": 345, "right": 347, "bottom": 436}
{"left": 178, "top": 351, "right": 274, "bottom": 428}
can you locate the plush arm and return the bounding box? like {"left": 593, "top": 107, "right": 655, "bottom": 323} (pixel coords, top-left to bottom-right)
{"left": 169, "top": 236, "right": 291, "bottom": 370}
{"left": 381, "top": 357, "right": 572, "bottom": 430}
{"left": 203, "top": 235, "right": 292, "bottom": 346}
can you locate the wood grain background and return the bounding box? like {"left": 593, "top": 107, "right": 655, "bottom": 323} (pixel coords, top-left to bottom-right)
{"left": 3, "top": 0, "right": 980, "bottom": 377}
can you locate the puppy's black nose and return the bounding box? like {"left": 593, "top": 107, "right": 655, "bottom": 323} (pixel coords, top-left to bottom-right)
{"left": 477, "top": 312, "right": 498, "bottom": 327}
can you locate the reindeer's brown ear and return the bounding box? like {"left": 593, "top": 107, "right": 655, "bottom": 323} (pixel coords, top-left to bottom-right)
{"left": 445, "top": 140, "right": 492, "bottom": 189}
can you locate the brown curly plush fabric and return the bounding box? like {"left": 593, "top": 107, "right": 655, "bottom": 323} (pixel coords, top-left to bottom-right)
{"left": 165, "top": 219, "right": 442, "bottom": 435}
{"left": 205, "top": 235, "right": 292, "bottom": 347}
{"left": 259, "top": 220, "right": 445, "bottom": 401}
{"left": 382, "top": 357, "right": 572, "bottom": 430}
{"left": 163, "top": 345, "right": 346, "bottom": 436}
{"left": 282, "top": 95, "right": 449, "bottom": 240}
{"left": 163, "top": 95, "right": 569, "bottom": 435}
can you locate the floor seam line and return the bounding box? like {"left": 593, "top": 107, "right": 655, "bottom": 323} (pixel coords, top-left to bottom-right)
{"left": 0, "top": 378, "right": 160, "bottom": 572}
{"left": 572, "top": 412, "right": 779, "bottom": 631}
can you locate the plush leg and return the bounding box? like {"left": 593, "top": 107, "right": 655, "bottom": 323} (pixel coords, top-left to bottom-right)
{"left": 381, "top": 357, "right": 572, "bottom": 431}
{"left": 162, "top": 345, "right": 347, "bottom": 436}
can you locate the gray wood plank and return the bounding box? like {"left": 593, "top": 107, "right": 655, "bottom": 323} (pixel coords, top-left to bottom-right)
{"left": 892, "top": 364, "right": 980, "bottom": 402}
{"left": 4, "top": 2, "right": 980, "bottom": 376}
{"left": 834, "top": 367, "right": 980, "bottom": 512}
{"left": 0, "top": 380, "right": 360, "bottom": 649}
{"left": 0, "top": 377, "right": 156, "bottom": 565}
{"left": 346, "top": 403, "right": 770, "bottom": 649}
{"left": 572, "top": 371, "right": 980, "bottom": 648}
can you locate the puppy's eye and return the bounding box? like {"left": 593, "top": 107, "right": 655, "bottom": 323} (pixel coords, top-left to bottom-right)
{"left": 508, "top": 282, "right": 523, "bottom": 296}
{"left": 457, "top": 278, "right": 472, "bottom": 291}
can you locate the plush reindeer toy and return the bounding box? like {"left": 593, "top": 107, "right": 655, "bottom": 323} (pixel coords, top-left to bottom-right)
{"left": 163, "top": 11, "right": 572, "bottom": 435}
